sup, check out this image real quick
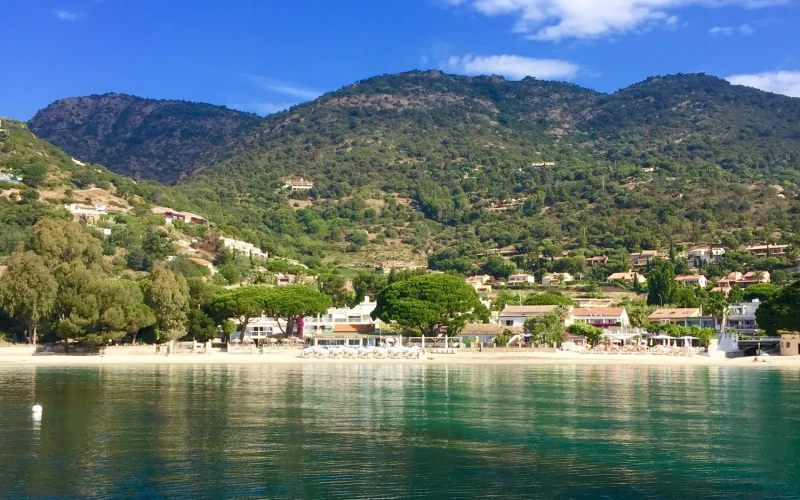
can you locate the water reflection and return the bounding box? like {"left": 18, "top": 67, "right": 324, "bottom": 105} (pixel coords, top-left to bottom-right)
{"left": 0, "top": 364, "right": 798, "bottom": 499}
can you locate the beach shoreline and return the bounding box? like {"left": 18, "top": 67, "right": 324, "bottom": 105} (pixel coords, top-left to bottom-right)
{"left": 1, "top": 349, "right": 799, "bottom": 369}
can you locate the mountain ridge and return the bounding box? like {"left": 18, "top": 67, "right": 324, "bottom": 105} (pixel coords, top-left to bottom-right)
{"left": 28, "top": 93, "right": 261, "bottom": 184}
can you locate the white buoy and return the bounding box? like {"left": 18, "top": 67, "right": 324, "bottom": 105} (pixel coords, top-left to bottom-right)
{"left": 32, "top": 404, "right": 43, "bottom": 414}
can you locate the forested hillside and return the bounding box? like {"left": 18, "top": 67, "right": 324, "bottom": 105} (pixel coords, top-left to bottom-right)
{"left": 28, "top": 94, "right": 261, "bottom": 183}
{"left": 22, "top": 71, "right": 800, "bottom": 271}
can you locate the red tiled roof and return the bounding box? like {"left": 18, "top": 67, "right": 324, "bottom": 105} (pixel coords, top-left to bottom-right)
{"left": 333, "top": 324, "right": 375, "bottom": 333}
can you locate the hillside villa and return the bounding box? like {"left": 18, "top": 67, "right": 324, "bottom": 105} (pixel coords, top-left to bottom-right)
{"left": 630, "top": 250, "right": 666, "bottom": 267}
{"left": 276, "top": 273, "right": 297, "bottom": 286}
{"left": 0, "top": 171, "right": 22, "bottom": 183}
{"left": 746, "top": 244, "right": 788, "bottom": 257}
{"left": 507, "top": 273, "right": 536, "bottom": 286}
{"left": 541, "top": 273, "right": 574, "bottom": 286}
{"left": 675, "top": 275, "right": 708, "bottom": 288}
{"left": 572, "top": 308, "right": 630, "bottom": 328}
{"left": 585, "top": 256, "right": 608, "bottom": 266}
{"left": 717, "top": 271, "right": 770, "bottom": 289}
{"left": 476, "top": 246, "right": 520, "bottom": 258}
{"left": 686, "top": 247, "right": 725, "bottom": 266}
{"left": 465, "top": 275, "right": 493, "bottom": 294}
{"left": 607, "top": 272, "right": 646, "bottom": 285}
{"left": 499, "top": 305, "right": 574, "bottom": 327}
{"left": 222, "top": 237, "right": 268, "bottom": 258}
{"left": 284, "top": 177, "right": 314, "bottom": 191}
{"left": 63, "top": 203, "right": 116, "bottom": 224}
{"left": 152, "top": 206, "right": 208, "bottom": 225}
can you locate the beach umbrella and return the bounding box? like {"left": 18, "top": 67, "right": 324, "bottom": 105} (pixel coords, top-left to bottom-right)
{"left": 266, "top": 337, "right": 278, "bottom": 344}
{"left": 232, "top": 338, "right": 241, "bottom": 344}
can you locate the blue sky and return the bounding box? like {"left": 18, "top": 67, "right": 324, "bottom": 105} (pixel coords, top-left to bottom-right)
{"left": 4, "top": 0, "right": 800, "bottom": 120}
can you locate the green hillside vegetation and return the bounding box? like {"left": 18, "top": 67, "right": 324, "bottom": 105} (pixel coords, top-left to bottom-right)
{"left": 20, "top": 72, "right": 800, "bottom": 278}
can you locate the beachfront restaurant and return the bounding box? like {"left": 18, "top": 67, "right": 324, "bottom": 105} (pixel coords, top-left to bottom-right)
{"left": 312, "top": 324, "right": 389, "bottom": 347}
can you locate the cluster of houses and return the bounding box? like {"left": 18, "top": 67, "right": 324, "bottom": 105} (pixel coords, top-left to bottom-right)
{"left": 464, "top": 273, "right": 575, "bottom": 293}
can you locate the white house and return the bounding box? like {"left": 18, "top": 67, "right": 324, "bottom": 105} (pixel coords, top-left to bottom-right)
{"left": 507, "top": 274, "right": 536, "bottom": 286}
{"left": 64, "top": 203, "right": 106, "bottom": 224}
{"left": 222, "top": 237, "right": 268, "bottom": 258}
{"left": 572, "top": 308, "right": 630, "bottom": 328}
{"left": 499, "top": 305, "right": 573, "bottom": 327}
{"left": 675, "top": 275, "right": 707, "bottom": 288}
{"left": 686, "top": 247, "right": 725, "bottom": 266}
{"left": 725, "top": 300, "right": 761, "bottom": 335}
{"left": 541, "top": 273, "right": 574, "bottom": 286}
{"left": 284, "top": 177, "right": 314, "bottom": 191}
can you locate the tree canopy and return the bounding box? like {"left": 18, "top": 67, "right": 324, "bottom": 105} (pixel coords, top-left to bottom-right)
{"left": 755, "top": 281, "right": 800, "bottom": 335}
{"left": 372, "top": 273, "right": 488, "bottom": 336}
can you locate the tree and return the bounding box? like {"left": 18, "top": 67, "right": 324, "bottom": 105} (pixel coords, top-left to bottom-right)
{"left": 755, "top": 281, "right": 800, "bottom": 335}
{"left": 186, "top": 309, "right": 219, "bottom": 342}
{"left": 0, "top": 251, "right": 57, "bottom": 344}
{"left": 742, "top": 283, "right": 779, "bottom": 302}
{"left": 209, "top": 286, "right": 273, "bottom": 341}
{"left": 351, "top": 271, "right": 388, "bottom": 304}
{"left": 523, "top": 292, "right": 574, "bottom": 306}
{"left": 727, "top": 285, "right": 745, "bottom": 303}
{"left": 31, "top": 219, "right": 103, "bottom": 269}
{"left": 480, "top": 256, "right": 516, "bottom": 280}
{"left": 619, "top": 300, "right": 655, "bottom": 328}
{"left": 567, "top": 322, "right": 603, "bottom": 346}
{"left": 372, "top": 274, "right": 487, "bottom": 336}
{"left": 647, "top": 258, "right": 675, "bottom": 306}
{"left": 56, "top": 274, "right": 156, "bottom": 346}
{"left": 144, "top": 268, "right": 190, "bottom": 341}
{"left": 264, "top": 285, "right": 331, "bottom": 337}
{"left": 493, "top": 291, "right": 521, "bottom": 311}
{"left": 524, "top": 311, "right": 567, "bottom": 346}
{"left": 703, "top": 291, "right": 729, "bottom": 333}
{"left": 318, "top": 273, "right": 353, "bottom": 307}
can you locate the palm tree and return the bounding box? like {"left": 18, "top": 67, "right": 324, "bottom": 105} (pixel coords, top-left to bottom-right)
{"left": 704, "top": 292, "right": 730, "bottom": 334}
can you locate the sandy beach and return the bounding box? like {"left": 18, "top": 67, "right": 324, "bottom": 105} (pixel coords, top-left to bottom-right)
{"left": 1, "top": 348, "right": 799, "bottom": 369}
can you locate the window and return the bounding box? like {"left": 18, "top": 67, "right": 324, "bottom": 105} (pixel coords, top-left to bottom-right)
{"left": 787, "top": 342, "right": 792, "bottom": 348}
{"left": 505, "top": 320, "right": 513, "bottom": 326}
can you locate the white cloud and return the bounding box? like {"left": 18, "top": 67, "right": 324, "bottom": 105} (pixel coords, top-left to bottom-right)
{"left": 241, "top": 74, "right": 321, "bottom": 100}
{"left": 739, "top": 23, "right": 755, "bottom": 34}
{"left": 709, "top": 26, "right": 735, "bottom": 35}
{"left": 443, "top": 54, "right": 579, "bottom": 80}
{"left": 726, "top": 71, "right": 800, "bottom": 97}
{"left": 440, "top": 0, "right": 785, "bottom": 41}
{"left": 709, "top": 24, "right": 755, "bottom": 35}
{"left": 229, "top": 100, "right": 295, "bottom": 116}
{"left": 52, "top": 9, "right": 80, "bottom": 21}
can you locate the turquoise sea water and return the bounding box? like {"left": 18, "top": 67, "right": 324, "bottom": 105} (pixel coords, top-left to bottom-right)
{"left": 1, "top": 364, "right": 799, "bottom": 499}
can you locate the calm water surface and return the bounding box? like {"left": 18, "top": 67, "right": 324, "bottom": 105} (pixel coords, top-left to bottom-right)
{"left": 1, "top": 364, "right": 799, "bottom": 499}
